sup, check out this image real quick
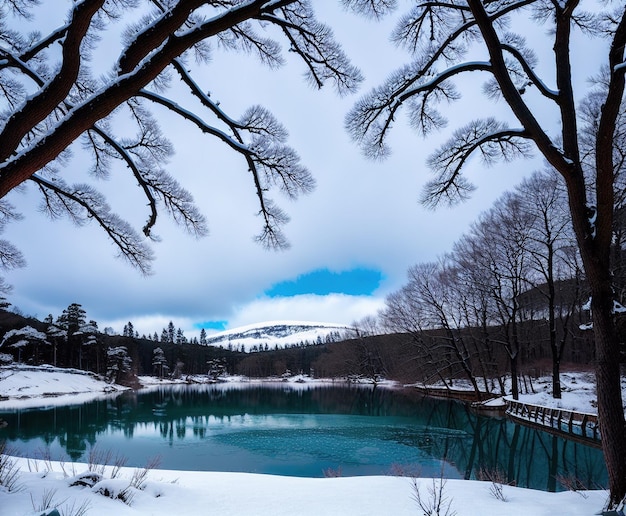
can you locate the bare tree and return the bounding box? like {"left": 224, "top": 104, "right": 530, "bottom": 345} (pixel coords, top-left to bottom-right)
{"left": 0, "top": 0, "right": 377, "bottom": 276}
{"left": 452, "top": 233, "right": 506, "bottom": 394}
{"left": 466, "top": 193, "right": 535, "bottom": 399}
{"left": 381, "top": 259, "right": 483, "bottom": 397}
{"left": 347, "top": 0, "right": 626, "bottom": 504}
{"left": 514, "top": 170, "right": 579, "bottom": 398}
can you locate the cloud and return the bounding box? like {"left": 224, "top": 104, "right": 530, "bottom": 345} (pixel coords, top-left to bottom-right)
{"left": 225, "top": 294, "right": 386, "bottom": 331}
{"left": 1, "top": 3, "right": 538, "bottom": 339}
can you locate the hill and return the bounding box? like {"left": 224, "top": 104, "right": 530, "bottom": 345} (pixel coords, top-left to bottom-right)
{"left": 205, "top": 321, "right": 354, "bottom": 350}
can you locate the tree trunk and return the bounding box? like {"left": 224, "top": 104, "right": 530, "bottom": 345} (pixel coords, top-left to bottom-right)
{"left": 552, "top": 358, "right": 562, "bottom": 399}
{"left": 509, "top": 351, "right": 519, "bottom": 400}
{"left": 567, "top": 170, "right": 626, "bottom": 505}
{"left": 592, "top": 294, "right": 626, "bottom": 506}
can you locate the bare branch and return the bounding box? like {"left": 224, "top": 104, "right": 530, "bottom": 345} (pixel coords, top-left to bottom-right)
{"left": 423, "top": 119, "right": 531, "bottom": 207}
{"left": 264, "top": 2, "right": 363, "bottom": 95}
{"left": 341, "top": 0, "right": 397, "bottom": 19}
{"left": 31, "top": 175, "right": 154, "bottom": 274}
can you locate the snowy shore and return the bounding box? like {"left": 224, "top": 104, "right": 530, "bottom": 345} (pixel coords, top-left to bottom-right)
{"left": 0, "top": 365, "right": 618, "bottom": 515}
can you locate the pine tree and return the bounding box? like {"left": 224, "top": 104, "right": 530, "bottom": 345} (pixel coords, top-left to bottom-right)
{"left": 167, "top": 321, "right": 175, "bottom": 343}
{"left": 152, "top": 347, "right": 169, "bottom": 378}
{"left": 106, "top": 346, "right": 132, "bottom": 384}
{"left": 123, "top": 322, "right": 134, "bottom": 338}
{"left": 57, "top": 303, "right": 86, "bottom": 335}
{"left": 56, "top": 303, "right": 87, "bottom": 368}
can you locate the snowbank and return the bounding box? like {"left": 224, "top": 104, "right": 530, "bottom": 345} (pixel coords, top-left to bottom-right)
{"left": 0, "top": 364, "right": 127, "bottom": 409}
{"left": 0, "top": 458, "right": 609, "bottom": 516}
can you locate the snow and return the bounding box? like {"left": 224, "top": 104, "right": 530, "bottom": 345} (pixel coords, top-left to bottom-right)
{"left": 426, "top": 370, "right": 626, "bottom": 417}
{"left": 0, "top": 364, "right": 127, "bottom": 409}
{"left": 0, "top": 365, "right": 620, "bottom": 515}
{"left": 204, "top": 320, "right": 354, "bottom": 349}
{"left": 0, "top": 459, "right": 610, "bottom": 516}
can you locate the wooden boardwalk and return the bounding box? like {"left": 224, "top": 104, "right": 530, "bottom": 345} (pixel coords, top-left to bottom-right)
{"left": 506, "top": 399, "right": 602, "bottom": 448}
{"left": 411, "top": 386, "right": 603, "bottom": 448}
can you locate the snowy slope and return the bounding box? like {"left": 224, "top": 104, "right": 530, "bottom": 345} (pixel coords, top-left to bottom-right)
{"left": 204, "top": 320, "right": 354, "bottom": 350}
{"left": 0, "top": 364, "right": 127, "bottom": 408}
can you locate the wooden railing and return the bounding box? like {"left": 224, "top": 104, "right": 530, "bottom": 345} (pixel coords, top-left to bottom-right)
{"left": 413, "top": 385, "right": 490, "bottom": 402}
{"left": 506, "top": 399, "right": 601, "bottom": 447}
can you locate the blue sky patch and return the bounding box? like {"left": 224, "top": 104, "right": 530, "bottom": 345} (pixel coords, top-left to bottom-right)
{"left": 195, "top": 320, "right": 228, "bottom": 331}
{"left": 265, "top": 267, "right": 383, "bottom": 297}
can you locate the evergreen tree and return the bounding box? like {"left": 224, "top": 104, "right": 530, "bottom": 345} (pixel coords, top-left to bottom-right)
{"left": 0, "top": 326, "right": 49, "bottom": 364}
{"left": 46, "top": 324, "right": 66, "bottom": 367}
{"left": 106, "top": 346, "right": 132, "bottom": 384}
{"left": 57, "top": 303, "right": 86, "bottom": 335}
{"left": 152, "top": 347, "right": 169, "bottom": 378}
{"left": 56, "top": 303, "right": 87, "bottom": 368}
{"left": 123, "top": 321, "right": 135, "bottom": 338}
{"left": 207, "top": 358, "right": 227, "bottom": 381}
{"left": 76, "top": 320, "right": 99, "bottom": 370}
{"left": 199, "top": 328, "right": 207, "bottom": 346}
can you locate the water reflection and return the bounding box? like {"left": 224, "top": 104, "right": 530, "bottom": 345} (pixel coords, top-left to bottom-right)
{"left": 0, "top": 384, "right": 607, "bottom": 490}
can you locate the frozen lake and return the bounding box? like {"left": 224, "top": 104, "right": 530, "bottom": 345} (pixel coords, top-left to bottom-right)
{"left": 0, "top": 383, "right": 607, "bottom": 491}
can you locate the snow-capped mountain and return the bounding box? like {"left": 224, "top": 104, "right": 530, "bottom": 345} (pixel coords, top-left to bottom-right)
{"left": 204, "top": 321, "right": 355, "bottom": 350}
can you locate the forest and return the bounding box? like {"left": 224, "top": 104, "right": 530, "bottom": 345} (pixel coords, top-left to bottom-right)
{"left": 1, "top": 168, "right": 625, "bottom": 396}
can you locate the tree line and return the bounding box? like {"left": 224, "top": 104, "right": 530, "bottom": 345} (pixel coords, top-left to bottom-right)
{"left": 379, "top": 170, "right": 608, "bottom": 400}
{"left": 0, "top": 303, "right": 243, "bottom": 385}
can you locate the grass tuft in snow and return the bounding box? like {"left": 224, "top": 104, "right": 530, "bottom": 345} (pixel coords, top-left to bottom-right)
{"left": 30, "top": 487, "right": 64, "bottom": 512}
{"left": 477, "top": 467, "right": 509, "bottom": 502}
{"left": 556, "top": 473, "right": 591, "bottom": 498}
{"left": 0, "top": 440, "right": 21, "bottom": 492}
{"left": 130, "top": 455, "right": 161, "bottom": 491}
{"left": 61, "top": 499, "right": 92, "bottom": 516}
{"left": 87, "top": 445, "right": 127, "bottom": 478}
{"left": 322, "top": 466, "right": 343, "bottom": 478}
{"left": 410, "top": 467, "right": 456, "bottom": 516}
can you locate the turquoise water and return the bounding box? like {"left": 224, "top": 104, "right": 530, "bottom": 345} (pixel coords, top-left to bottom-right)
{"left": 0, "top": 384, "right": 607, "bottom": 491}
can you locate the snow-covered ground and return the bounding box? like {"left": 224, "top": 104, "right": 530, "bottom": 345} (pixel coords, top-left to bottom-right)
{"left": 1, "top": 458, "right": 609, "bottom": 516}
{"left": 0, "top": 365, "right": 621, "bottom": 515}
{"left": 428, "top": 369, "right": 626, "bottom": 416}
{"left": 0, "top": 364, "right": 127, "bottom": 409}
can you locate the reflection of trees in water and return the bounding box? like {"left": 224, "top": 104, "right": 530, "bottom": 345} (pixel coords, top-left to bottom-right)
{"left": 416, "top": 403, "right": 607, "bottom": 491}
{"left": 0, "top": 385, "right": 607, "bottom": 489}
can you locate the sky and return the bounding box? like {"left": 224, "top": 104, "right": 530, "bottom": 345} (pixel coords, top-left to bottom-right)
{"left": 0, "top": 1, "right": 584, "bottom": 339}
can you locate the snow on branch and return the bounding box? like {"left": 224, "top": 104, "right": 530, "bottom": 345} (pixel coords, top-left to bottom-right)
{"left": 263, "top": 2, "right": 363, "bottom": 96}
{"left": 1, "top": 325, "right": 48, "bottom": 348}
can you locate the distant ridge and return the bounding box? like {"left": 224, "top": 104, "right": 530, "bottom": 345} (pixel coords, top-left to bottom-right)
{"left": 204, "top": 320, "right": 354, "bottom": 350}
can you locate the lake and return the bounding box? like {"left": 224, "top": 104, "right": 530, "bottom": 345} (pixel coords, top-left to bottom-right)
{"left": 0, "top": 383, "right": 607, "bottom": 491}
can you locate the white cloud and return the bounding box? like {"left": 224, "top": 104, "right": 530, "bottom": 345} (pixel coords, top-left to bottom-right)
{"left": 226, "top": 294, "right": 386, "bottom": 331}
{"left": 1, "top": 2, "right": 539, "bottom": 334}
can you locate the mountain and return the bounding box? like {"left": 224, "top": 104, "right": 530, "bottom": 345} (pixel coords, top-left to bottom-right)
{"left": 204, "top": 321, "right": 355, "bottom": 350}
